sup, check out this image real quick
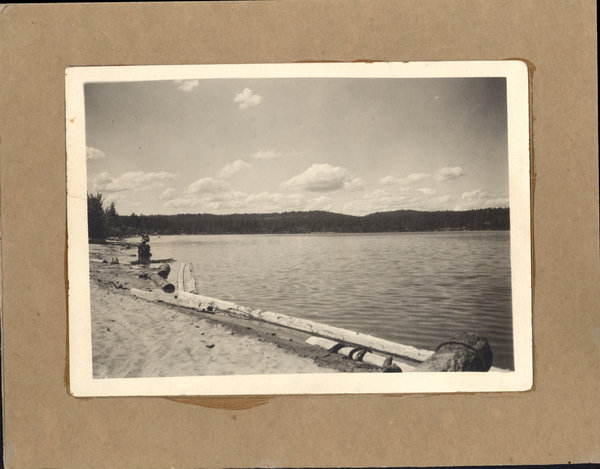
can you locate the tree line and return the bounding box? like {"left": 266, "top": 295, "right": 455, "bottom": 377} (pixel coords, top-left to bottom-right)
{"left": 87, "top": 192, "right": 509, "bottom": 240}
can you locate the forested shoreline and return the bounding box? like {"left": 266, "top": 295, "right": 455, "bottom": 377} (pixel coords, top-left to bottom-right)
{"left": 87, "top": 193, "right": 509, "bottom": 239}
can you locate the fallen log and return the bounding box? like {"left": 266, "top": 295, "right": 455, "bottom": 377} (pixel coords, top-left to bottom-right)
{"left": 131, "top": 258, "right": 175, "bottom": 265}
{"left": 169, "top": 291, "right": 434, "bottom": 362}
{"left": 130, "top": 288, "right": 214, "bottom": 313}
{"left": 148, "top": 273, "right": 175, "bottom": 294}
{"left": 414, "top": 331, "right": 493, "bottom": 372}
{"left": 306, "top": 336, "right": 416, "bottom": 371}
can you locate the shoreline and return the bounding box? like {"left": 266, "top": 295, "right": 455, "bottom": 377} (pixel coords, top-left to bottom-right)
{"left": 89, "top": 244, "right": 389, "bottom": 378}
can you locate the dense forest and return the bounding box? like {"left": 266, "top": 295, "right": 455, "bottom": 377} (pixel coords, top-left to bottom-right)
{"left": 87, "top": 193, "right": 509, "bottom": 240}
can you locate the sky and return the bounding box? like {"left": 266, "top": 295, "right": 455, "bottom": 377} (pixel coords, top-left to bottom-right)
{"left": 85, "top": 76, "right": 508, "bottom": 216}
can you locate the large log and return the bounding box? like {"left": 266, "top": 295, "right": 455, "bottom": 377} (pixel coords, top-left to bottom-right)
{"left": 130, "top": 288, "right": 214, "bottom": 313}
{"left": 148, "top": 272, "right": 175, "bottom": 294}
{"left": 131, "top": 288, "right": 429, "bottom": 361}
{"left": 414, "top": 331, "right": 493, "bottom": 372}
{"left": 172, "top": 291, "right": 434, "bottom": 362}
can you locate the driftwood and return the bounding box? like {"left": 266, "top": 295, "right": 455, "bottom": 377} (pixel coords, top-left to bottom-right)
{"left": 188, "top": 263, "right": 197, "bottom": 294}
{"left": 177, "top": 263, "right": 185, "bottom": 292}
{"left": 130, "top": 288, "right": 215, "bottom": 314}
{"left": 414, "top": 331, "right": 493, "bottom": 372}
{"left": 130, "top": 288, "right": 428, "bottom": 360}
{"left": 177, "top": 263, "right": 197, "bottom": 294}
{"left": 131, "top": 258, "right": 175, "bottom": 265}
{"left": 148, "top": 273, "right": 175, "bottom": 294}
{"left": 157, "top": 290, "right": 434, "bottom": 362}
{"left": 306, "top": 336, "right": 414, "bottom": 371}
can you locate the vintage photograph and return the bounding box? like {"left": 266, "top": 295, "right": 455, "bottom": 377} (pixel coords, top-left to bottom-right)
{"left": 66, "top": 62, "right": 532, "bottom": 396}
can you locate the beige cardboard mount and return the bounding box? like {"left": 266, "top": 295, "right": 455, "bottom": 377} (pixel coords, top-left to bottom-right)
{"left": 1, "top": 2, "right": 598, "bottom": 468}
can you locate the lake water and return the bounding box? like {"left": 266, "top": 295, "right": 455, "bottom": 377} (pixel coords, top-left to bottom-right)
{"left": 147, "top": 231, "right": 514, "bottom": 370}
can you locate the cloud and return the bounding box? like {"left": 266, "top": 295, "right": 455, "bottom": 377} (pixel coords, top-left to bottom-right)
{"left": 417, "top": 188, "right": 436, "bottom": 195}
{"left": 245, "top": 192, "right": 306, "bottom": 211}
{"left": 159, "top": 188, "right": 176, "bottom": 200}
{"left": 165, "top": 189, "right": 309, "bottom": 214}
{"left": 457, "top": 189, "right": 509, "bottom": 210}
{"left": 343, "top": 178, "right": 365, "bottom": 192}
{"left": 343, "top": 186, "right": 456, "bottom": 215}
{"left": 234, "top": 88, "right": 263, "bottom": 108}
{"left": 86, "top": 146, "right": 106, "bottom": 160}
{"left": 175, "top": 79, "right": 199, "bottom": 92}
{"left": 434, "top": 167, "right": 465, "bottom": 181}
{"left": 282, "top": 163, "right": 356, "bottom": 192}
{"left": 252, "top": 150, "right": 282, "bottom": 160}
{"left": 306, "top": 196, "right": 333, "bottom": 211}
{"left": 92, "top": 171, "right": 177, "bottom": 193}
{"left": 217, "top": 159, "right": 252, "bottom": 178}
{"left": 380, "top": 173, "right": 431, "bottom": 186}
{"left": 188, "top": 177, "right": 231, "bottom": 194}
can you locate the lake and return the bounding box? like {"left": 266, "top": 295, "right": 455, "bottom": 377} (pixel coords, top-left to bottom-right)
{"left": 147, "top": 231, "right": 514, "bottom": 370}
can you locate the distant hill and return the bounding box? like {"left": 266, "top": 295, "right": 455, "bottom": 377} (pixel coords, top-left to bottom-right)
{"left": 117, "top": 207, "right": 509, "bottom": 236}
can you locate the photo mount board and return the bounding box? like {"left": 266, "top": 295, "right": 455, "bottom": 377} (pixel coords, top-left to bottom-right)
{"left": 66, "top": 61, "right": 532, "bottom": 397}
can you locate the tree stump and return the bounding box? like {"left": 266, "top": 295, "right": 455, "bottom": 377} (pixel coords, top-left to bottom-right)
{"left": 157, "top": 263, "right": 171, "bottom": 279}
{"left": 415, "top": 331, "right": 493, "bottom": 372}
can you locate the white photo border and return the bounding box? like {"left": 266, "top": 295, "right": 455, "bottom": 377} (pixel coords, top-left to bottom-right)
{"left": 66, "top": 61, "right": 532, "bottom": 397}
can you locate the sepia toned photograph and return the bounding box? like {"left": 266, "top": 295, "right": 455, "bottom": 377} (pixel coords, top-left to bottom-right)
{"left": 66, "top": 62, "right": 532, "bottom": 396}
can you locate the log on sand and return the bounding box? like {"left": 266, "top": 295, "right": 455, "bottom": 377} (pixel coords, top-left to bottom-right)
{"left": 305, "top": 336, "right": 415, "bottom": 371}
{"left": 130, "top": 289, "right": 215, "bottom": 314}
{"left": 130, "top": 289, "right": 433, "bottom": 363}
{"left": 148, "top": 273, "right": 175, "bottom": 294}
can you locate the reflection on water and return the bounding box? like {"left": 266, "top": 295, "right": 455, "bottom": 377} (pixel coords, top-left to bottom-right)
{"left": 149, "top": 231, "right": 514, "bottom": 370}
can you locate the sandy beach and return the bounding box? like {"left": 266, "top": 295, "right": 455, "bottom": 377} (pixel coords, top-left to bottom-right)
{"left": 89, "top": 243, "right": 382, "bottom": 379}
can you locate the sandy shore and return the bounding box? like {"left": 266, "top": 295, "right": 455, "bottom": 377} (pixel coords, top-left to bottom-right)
{"left": 89, "top": 244, "right": 381, "bottom": 378}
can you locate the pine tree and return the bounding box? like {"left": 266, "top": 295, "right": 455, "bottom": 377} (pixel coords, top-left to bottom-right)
{"left": 87, "top": 193, "right": 107, "bottom": 240}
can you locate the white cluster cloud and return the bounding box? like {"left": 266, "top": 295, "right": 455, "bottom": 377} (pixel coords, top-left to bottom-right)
{"left": 282, "top": 163, "right": 362, "bottom": 193}
{"left": 86, "top": 146, "right": 106, "bottom": 160}
{"left": 245, "top": 192, "right": 306, "bottom": 211}
{"left": 252, "top": 150, "right": 282, "bottom": 160}
{"left": 216, "top": 159, "right": 252, "bottom": 178}
{"left": 159, "top": 188, "right": 176, "bottom": 200}
{"left": 434, "top": 166, "right": 465, "bottom": 181}
{"left": 344, "top": 188, "right": 457, "bottom": 215}
{"left": 306, "top": 196, "right": 333, "bottom": 211}
{"left": 234, "top": 88, "right": 263, "bottom": 109}
{"left": 165, "top": 189, "right": 310, "bottom": 213}
{"left": 175, "top": 79, "right": 199, "bottom": 92}
{"left": 380, "top": 173, "right": 430, "bottom": 185}
{"left": 92, "top": 171, "right": 177, "bottom": 193}
{"left": 188, "top": 177, "right": 231, "bottom": 194}
{"left": 458, "top": 189, "right": 509, "bottom": 210}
